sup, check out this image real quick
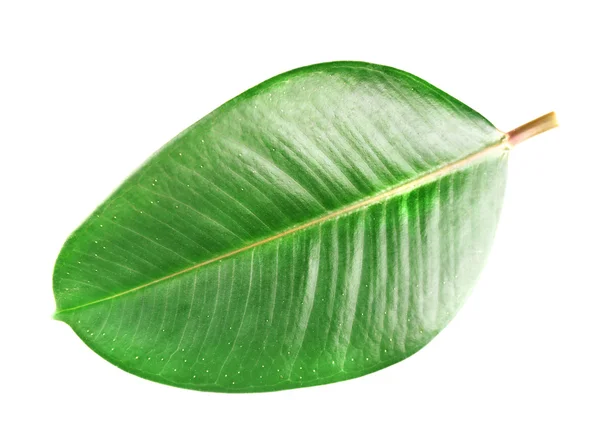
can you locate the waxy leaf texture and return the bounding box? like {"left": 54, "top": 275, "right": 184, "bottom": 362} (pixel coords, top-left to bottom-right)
{"left": 54, "top": 62, "right": 513, "bottom": 392}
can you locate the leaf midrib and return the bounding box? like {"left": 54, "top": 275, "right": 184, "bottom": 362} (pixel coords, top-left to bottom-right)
{"left": 55, "top": 136, "right": 508, "bottom": 316}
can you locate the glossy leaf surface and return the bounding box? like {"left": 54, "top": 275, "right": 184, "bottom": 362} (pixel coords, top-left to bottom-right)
{"left": 54, "top": 62, "right": 508, "bottom": 392}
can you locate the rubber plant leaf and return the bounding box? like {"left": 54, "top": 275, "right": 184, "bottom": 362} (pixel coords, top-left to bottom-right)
{"left": 53, "top": 62, "right": 557, "bottom": 392}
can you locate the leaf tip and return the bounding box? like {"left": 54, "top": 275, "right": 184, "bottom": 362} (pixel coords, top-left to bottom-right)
{"left": 53, "top": 309, "right": 69, "bottom": 324}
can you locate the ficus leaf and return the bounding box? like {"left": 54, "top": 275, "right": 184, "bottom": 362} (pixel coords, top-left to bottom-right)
{"left": 53, "top": 62, "right": 557, "bottom": 392}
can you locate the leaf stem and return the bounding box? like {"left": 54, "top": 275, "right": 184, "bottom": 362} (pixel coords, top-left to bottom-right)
{"left": 507, "top": 111, "right": 558, "bottom": 146}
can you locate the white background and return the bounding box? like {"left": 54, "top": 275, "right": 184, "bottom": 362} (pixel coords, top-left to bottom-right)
{"left": 1, "top": 1, "right": 598, "bottom": 444}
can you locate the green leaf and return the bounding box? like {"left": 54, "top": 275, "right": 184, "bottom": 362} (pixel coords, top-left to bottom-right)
{"left": 53, "top": 61, "right": 555, "bottom": 392}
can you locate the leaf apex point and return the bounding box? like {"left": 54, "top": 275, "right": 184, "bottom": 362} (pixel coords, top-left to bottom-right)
{"left": 53, "top": 310, "right": 67, "bottom": 323}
